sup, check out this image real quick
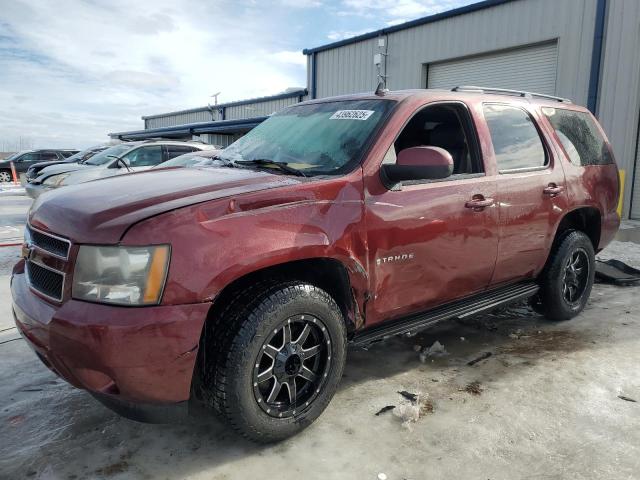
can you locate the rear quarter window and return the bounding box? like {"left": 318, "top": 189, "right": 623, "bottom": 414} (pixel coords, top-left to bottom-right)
{"left": 542, "top": 107, "right": 613, "bottom": 166}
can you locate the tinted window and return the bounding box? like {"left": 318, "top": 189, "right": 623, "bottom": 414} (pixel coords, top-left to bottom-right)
{"left": 124, "top": 146, "right": 164, "bottom": 167}
{"left": 18, "top": 153, "right": 39, "bottom": 162}
{"left": 219, "top": 99, "right": 395, "bottom": 175}
{"left": 166, "top": 145, "right": 197, "bottom": 160}
{"left": 483, "top": 104, "right": 546, "bottom": 171}
{"left": 40, "top": 152, "right": 59, "bottom": 161}
{"left": 542, "top": 107, "right": 613, "bottom": 166}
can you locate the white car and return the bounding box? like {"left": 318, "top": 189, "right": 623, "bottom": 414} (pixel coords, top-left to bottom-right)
{"left": 26, "top": 140, "right": 217, "bottom": 198}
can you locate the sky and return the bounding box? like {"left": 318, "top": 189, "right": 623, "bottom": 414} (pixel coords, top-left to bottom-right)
{"left": 0, "top": 0, "right": 475, "bottom": 149}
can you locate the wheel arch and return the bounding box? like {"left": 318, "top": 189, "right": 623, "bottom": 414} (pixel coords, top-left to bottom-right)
{"left": 190, "top": 257, "right": 364, "bottom": 402}
{"left": 552, "top": 206, "right": 602, "bottom": 252}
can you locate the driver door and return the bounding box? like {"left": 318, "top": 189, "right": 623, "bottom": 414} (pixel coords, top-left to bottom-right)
{"left": 364, "top": 102, "right": 499, "bottom": 325}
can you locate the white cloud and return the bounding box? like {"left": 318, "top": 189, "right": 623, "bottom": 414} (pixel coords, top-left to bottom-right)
{"left": 0, "top": 0, "right": 309, "bottom": 148}
{"left": 270, "top": 50, "right": 308, "bottom": 67}
{"left": 327, "top": 29, "right": 373, "bottom": 41}
{"left": 340, "top": 0, "right": 469, "bottom": 19}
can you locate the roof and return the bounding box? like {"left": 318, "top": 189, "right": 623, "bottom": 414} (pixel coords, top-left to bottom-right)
{"left": 141, "top": 88, "right": 307, "bottom": 120}
{"left": 302, "top": 0, "right": 516, "bottom": 55}
{"left": 109, "top": 116, "right": 269, "bottom": 141}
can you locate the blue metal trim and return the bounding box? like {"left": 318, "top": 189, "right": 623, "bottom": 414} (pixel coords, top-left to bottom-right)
{"left": 141, "top": 90, "right": 307, "bottom": 120}
{"left": 587, "top": 0, "right": 607, "bottom": 114}
{"left": 110, "top": 116, "right": 268, "bottom": 140}
{"left": 311, "top": 52, "right": 317, "bottom": 99}
{"left": 302, "top": 0, "right": 515, "bottom": 55}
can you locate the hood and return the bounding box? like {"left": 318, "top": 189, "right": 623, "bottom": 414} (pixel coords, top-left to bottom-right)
{"left": 34, "top": 162, "right": 92, "bottom": 181}
{"left": 60, "top": 166, "right": 121, "bottom": 185}
{"left": 29, "top": 167, "right": 302, "bottom": 243}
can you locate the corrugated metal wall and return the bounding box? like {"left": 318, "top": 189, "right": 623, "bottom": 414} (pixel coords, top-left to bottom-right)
{"left": 313, "top": 0, "right": 597, "bottom": 105}
{"left": 144, "top": 95, "right": 303, "bottom": 129}
{"left": 145, "top": 110, "right": 214, "bottom": 129}
{"left": 427, "top": 42, "right": 558, "bottom": 94}
{"left": 597, "top": 0, "right": 640, "bottom": 218}
{"left": 224, "top": 96, "right": 301, "bottom": 120}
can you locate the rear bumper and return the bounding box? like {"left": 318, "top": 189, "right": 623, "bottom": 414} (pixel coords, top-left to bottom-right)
{"left": 11, "top": 272, "right": 210, "bottom": 411}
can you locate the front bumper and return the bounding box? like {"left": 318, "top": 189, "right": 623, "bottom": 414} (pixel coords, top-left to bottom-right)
{"left": 24, "top": 183, "right": 52, "bottom": 199}
{"left": 11, "top": 272, "right": 210, "bottom": 418}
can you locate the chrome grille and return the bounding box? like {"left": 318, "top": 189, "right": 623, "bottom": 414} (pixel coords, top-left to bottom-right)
{"left": 26, "top": 260, "right": 64, "bottom": 302}
{"left": 28, "top": 226, "right": 70, "bottom": 259}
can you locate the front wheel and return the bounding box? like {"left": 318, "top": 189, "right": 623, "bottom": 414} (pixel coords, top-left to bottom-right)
{"left": 203, "top": 282, "right": 347, "bottom": 442}
{"left": 0, "top": 170, "right": 12, "bottom": 183}
{"left": 537, "top": 230, "right": 595, "bottom": 321}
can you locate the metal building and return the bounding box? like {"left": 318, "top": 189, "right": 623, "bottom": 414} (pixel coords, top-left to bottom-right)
{"left": 112, "top": 0, "right": 640, "bottom": 219}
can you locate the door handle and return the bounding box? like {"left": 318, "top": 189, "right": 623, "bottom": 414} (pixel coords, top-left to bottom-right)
{"left": 465, "top": 195, "right": 494, "bottom": 211}
{"left": 543, "top": 184, "right": 564, "bottom": 196}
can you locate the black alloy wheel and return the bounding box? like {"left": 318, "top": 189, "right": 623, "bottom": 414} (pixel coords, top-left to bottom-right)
{"left": 562, "top": 248, "right": 589, "bottom": 306}
{"left": 253, "top": 315, "right": 331, "bottom": 418}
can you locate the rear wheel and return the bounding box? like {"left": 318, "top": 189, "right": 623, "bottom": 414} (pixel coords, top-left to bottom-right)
{"left": 537, "top": 230, "right": 595, "bottom": 321}
{"left": 0, "top": 170, "right": 12, "bottom": 183}
{"left": 202, "top": 281, "right": 347, "bottom": 442}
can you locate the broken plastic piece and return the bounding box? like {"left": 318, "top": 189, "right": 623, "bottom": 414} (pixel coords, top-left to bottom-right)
{"left": 397, "top": 390, "right": 418, "bottom": 402}
{"left": 467, "top": 351, "right": 492, "bottom": 366}
{"left": 375, "top": 405, "right": 396, "bottom": 416}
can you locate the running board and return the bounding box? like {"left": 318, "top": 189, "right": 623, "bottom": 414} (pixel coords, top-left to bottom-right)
{"left": 350, "top": 282, "right": 539, "bottom": 348}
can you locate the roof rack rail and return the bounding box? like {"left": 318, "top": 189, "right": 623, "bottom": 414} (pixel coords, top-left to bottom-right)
{"left": 452, "top": 86, "right": 572, "bottom": 104}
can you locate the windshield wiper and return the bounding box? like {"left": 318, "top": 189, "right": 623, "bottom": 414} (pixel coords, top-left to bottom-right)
{"left": 235, "top": 159, "right": 306, "bottom": 177}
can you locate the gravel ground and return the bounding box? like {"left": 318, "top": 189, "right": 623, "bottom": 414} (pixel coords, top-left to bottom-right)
{"left": 1, "top": 239, "right": 639, "bottom": 479}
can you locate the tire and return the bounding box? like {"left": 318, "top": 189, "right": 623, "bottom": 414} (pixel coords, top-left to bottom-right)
{"left": 537, "top": 230, "right": 595, "bottom": 321}
{"left": 202, "top": 281, "right": 347, "bottom": 442}
{"left": 0, "top": 170, "right": 12, "bottom": 183}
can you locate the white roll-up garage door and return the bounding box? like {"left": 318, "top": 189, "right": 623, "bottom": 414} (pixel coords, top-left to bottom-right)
{"left": 427, "top": 42, "right": 558, "bottom": 95}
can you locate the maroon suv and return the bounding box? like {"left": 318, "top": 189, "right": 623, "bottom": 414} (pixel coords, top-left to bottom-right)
{"left": 12, "top": 87, "right": 619, "bottom": 441}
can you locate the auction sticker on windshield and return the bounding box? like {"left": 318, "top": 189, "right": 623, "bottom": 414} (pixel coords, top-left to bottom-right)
{"left": 330, "top": 110, "right": 375, "bottom": 121}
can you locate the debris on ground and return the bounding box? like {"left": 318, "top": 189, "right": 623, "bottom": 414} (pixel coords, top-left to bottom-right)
{"left": 618, "top": 395, "right": 637, "bottom": 403}
{"left": 464, "top": 381, "right": 483, "bottom": 396}
{"left": 419, "top": 341, "right": 448, "bottom": 362}
{"left": 595, "top": 259, "right": 640, "bottom": 285}
{"left": 509, "top": 329, "right": 531, "bottom": 340}
{"left": 397, "top": 390, "right": 418, "bottom": 402}
{"left": 391, "top": 391, "right": 435, "bottom": 428}
{"left": 377, "top": 473, "right": 388, "bottom": 480}
{"left": 375, "top": 405, "right": 396, "bottom": 416}
{"left": 467, "top": 352, "right": 492, "bottom": 366}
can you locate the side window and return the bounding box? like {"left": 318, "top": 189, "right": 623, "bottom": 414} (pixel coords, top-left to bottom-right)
{"left": 18, "top": 153, "right": 38, "bottom": 162}
{"left": 40, "top": 152, "right": 58, "bottom": 161}
{"left": 166, "top": 145, "right": 196, "bottom": 160}
{"left": 124, "top": 146, "right": 164, "bottom": 167}
{"left": 388, "top": 103, "right": 482, "bottom": 175}
{"left": 483, "top": 104, "right": 547, "bottom": 171}
{"left": 542, "top": 107, "right": 613, "bottom": 166}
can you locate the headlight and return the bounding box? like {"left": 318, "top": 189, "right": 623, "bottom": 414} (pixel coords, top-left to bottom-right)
{"left": 72, "top": 245, "right": 170, "bottom": 306}
{"left": 42, "top": 173, "right": 70, "bottom": 186}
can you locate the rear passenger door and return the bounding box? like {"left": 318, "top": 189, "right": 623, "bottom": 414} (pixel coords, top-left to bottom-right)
{"left": 483, "top": 103, "right": 568, "bottom": 285}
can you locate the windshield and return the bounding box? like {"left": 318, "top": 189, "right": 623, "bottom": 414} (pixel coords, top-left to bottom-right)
{"left": 219, "top": 99, "right": 395, "bottom": 175}
{"left": 84, "top": 144, "right": 133, "bottom": 165}
{"left": 64, "top": 146, "right": 103, "bottom": 163}
{"left": 4, "top": 152, "right": 24, "bottom": 161}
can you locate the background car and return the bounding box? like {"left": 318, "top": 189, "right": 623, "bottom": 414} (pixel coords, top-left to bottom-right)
{"left": 26, "top": 140, "right": 217, "bottom": 198}
{"left": 153, "top": 148, "right": 222, "bottom": 169}
{"left": 0, "top": 149, "right": 79, "bottom": 182}
{"left": 25, "top": 145, "right": 110, "bottom": 182}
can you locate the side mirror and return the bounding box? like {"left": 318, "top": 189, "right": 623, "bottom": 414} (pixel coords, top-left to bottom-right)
{"left": 381, "top": 146, "right": 454, "bottom": 188}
